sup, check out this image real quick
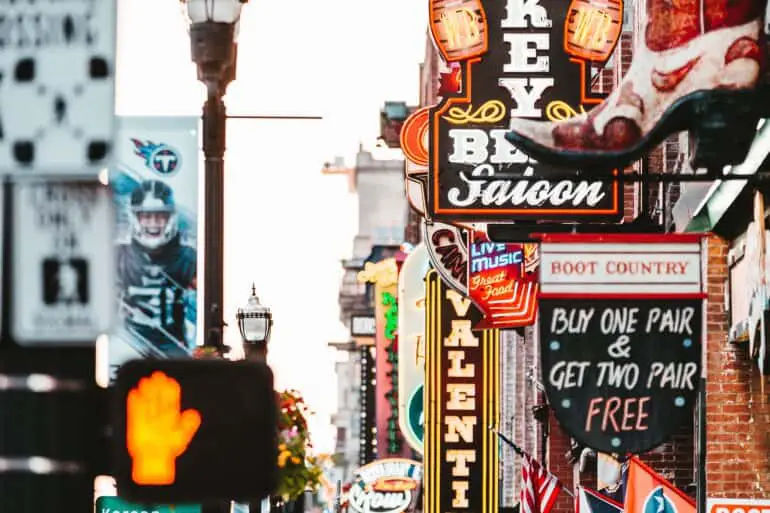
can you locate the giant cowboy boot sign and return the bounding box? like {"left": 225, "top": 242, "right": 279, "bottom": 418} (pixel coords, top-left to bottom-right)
{"left": 505, "top": 0, "right": 766, "bottom": 171}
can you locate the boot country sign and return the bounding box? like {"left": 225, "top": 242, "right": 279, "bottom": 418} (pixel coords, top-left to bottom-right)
{"left": 537, "top": 234, "right": 705, "bottom": 455}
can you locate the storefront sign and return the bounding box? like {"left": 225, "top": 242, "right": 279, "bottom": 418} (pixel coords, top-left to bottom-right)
{"left": 707, "top": 499, "right": 770, "bottom": 513}
{"left": 423, "top": 220, "right": 469, "bottom": 294}
{"left": 348, "top": 459, "right": 423, "bottom": 513}
{"left": 428, "top": 0, "right": 621, "bottom": 222}
{"left": 425, "top": 270, "right": 499, "bottom": 513}
{"left": 540, "top": 298, "right": 702, "bottom": 454}
{"left": 539, "top": 234, "right": 703, "bottom": 296}
{"left": 397, "top": 244, "right": 430, "bottom": 453}
{"left": 468, "top": 232, "right": 539, "bottom": 328}
{"left": 359, "top": 259, "right": 410, "bottom": 458}
{"left": 537, "top": 234, "right": 705, "bottom": 454}
{"left": 352, "top": 315, "right": 377, "bottom": 337}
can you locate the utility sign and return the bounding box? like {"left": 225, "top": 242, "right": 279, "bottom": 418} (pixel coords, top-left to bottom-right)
{"left": 0, "top": 0, "right": 117, "bottom": 176}
{"left": 12, "top": 182, "right": 115, "bottom": 344}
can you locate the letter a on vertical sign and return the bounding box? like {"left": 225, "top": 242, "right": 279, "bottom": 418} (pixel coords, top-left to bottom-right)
{"left": 424, "top": 269, "right": 499, "bottom": 513}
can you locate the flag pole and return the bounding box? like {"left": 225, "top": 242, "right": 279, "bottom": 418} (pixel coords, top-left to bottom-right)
{"left": 489, "top": 425, "right": 575, "bottom": 498}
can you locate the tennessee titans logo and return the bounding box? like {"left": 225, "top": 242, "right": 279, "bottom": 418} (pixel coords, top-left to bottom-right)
{"left": 131, "top": 139, "right": 181, "bottom": 176}
{"left": 643, "top": 487, "right": 678, "bottom": 513}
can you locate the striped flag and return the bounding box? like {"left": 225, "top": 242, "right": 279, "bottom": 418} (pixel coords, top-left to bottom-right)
{"left": 520, "top": 455, "right": 563, "bottom": 513}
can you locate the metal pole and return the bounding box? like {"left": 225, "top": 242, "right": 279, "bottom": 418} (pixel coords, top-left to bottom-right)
{"left": 202, "top": 91, "right": 228, "bottom": 357}
{"left": 696, "top": 377, "right": 707, "bottom": 513}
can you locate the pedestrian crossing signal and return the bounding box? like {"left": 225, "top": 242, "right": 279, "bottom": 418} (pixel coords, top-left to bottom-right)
{"left": 126, "top": 371, "right": 202, "bottom": 486}
{"left": 113, "top": 359, "right": 278, "bottom": 504}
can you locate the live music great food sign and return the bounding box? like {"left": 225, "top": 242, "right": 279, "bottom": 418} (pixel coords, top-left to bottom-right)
{"left": 428, "top": 0, "right": 622, "bottom": 221}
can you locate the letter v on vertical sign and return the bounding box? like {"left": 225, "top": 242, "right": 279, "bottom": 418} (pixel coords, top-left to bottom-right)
{"left": 446, "top": 289, "right": 472, "bottom": 317}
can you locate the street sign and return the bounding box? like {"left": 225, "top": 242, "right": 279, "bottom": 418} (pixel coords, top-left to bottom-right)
{"left": 96, "top": 496, "right": 201, "bottom": 513}
{"left": 113, "top": 359, "right": 278, "bottom": 504}
{"left": 12, "top": 182, "right": 115, "bottom": 344}
{"left": 0, "top": 0, "right": 117, "bottom": 176}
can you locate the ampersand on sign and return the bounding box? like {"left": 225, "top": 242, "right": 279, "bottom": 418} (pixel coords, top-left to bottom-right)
{"left": 607, "top": 334, "right": 631, "bottom": 359}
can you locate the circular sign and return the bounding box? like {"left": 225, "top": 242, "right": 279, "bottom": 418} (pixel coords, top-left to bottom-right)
{"left": 400, "top": 107, "right": 430, "bottom": 166}
{"left": 407, "top": 384, "right": 424, "bottom": 445}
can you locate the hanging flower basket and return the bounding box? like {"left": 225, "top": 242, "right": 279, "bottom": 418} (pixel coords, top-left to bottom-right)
{"left": 275, "top": 389, "right": 324, "bottom": 502}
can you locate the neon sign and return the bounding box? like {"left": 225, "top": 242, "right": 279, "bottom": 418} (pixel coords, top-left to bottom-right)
{"left": 424, "top": 270, "right": 499, "bottom": 513}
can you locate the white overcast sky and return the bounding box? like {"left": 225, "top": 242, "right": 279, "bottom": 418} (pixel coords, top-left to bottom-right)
{"left": 116, "top": 0, "right": 427, "bottom": 453}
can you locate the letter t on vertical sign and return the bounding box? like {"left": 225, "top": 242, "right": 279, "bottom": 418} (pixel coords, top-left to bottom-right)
{"left": 424, "top": 270, "right": 499, "bottom": 513}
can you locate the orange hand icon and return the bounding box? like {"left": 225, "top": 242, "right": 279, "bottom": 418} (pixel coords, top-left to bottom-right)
{"left": 126, "top": 371, "right": 202, "bottom": 485}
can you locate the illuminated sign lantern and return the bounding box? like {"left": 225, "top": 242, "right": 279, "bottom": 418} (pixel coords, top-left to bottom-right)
{"left": 538, "top": 234, "right": 704, "bottom": 454}
{"left": 113, "top": 359, "right": 277, "bottom": 503}
{"left": 428, "top": 0, "right": 621, "bottom": 222}
{"left": 348, "top": 459, "right": 423, "bottom": 513}
{"left": 424, "top": 270, "right": 499, "bottom": 513}
{"left": 468, "top": 231, "right": 539, "bottom": 328}
{"left": 564, "top": 0, "right": 623, "bottom": 63}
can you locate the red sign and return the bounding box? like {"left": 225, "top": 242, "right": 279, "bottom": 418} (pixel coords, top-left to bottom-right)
{"left": 467, "top": 231, "right": 539, "bottom": 328}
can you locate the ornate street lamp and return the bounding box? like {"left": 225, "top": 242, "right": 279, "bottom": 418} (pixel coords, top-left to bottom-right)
{"left": 180, "top": 0, "right": 249, "bottom": 355}
{"left": 237, "top": 284, "right": 273, "bottom": 362}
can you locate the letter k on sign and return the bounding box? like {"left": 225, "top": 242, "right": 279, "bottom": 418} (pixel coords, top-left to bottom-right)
{"left": 126, "top": 371, "right": 202, "bottom": 485}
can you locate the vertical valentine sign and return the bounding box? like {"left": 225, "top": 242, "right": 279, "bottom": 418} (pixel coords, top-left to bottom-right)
{"left": 538, "top": 233, "right": 705, "bottom": 455}
{"left": 424, "top": 269, "right": 499, "bottom": 513}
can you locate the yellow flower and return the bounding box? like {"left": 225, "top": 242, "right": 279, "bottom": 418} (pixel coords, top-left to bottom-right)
{"left": 278, "top": 443, "right": 287, "bottom": 451}
{"left": 278, "top": 450, "right": 292, "bottom": 468}
{"left": 291, "top": 456, "right": 301, "bottom": 464}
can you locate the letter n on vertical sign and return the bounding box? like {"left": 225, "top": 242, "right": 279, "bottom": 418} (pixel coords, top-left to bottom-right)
{"left": 424, "top": 270, "right": 499, "bottom": 513}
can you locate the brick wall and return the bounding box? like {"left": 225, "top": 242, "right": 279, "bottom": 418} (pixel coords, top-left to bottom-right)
{"left": 547, "top": 414, "right": 576, "bottom": 513}
{"left": 706, "top": 235, "right": 770, "bottom": 497}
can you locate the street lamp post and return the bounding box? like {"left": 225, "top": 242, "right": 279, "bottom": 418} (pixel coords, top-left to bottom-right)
{"left": 236, "top": 284, "right": 273, "bottom": 362}
{"left": 182, "top": 0, "right": 246, "bottom": 357}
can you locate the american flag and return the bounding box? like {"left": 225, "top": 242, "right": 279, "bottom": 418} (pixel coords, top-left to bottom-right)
{"left": 520, "top": 455, "right": 563, "bottom": 513}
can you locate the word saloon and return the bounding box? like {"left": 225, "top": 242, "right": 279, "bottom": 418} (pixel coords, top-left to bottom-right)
{"left": 429, "top": 0, "right": 620, "bottom": 221}
{"left": 424, "top": 270, "right": 499, "bottom": 513}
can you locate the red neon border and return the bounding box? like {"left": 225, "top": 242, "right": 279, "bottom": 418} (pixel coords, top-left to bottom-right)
{"left": 535, "top": 233, "right": 708, "bottom": 244}
{"left": 539, "top": 292, "right": 706, "bottom": 300}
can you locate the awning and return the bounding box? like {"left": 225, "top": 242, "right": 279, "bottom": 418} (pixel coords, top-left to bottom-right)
{"left": 685, "top": 119, "right": 770, "bottom": 232}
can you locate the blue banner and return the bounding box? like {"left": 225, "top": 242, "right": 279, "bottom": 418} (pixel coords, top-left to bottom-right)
{"left": 109, "top": 116, "right": 200, "bottom": 381}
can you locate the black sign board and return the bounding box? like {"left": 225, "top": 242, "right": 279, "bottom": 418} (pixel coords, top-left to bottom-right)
{"left": 429, "top": 0, "right": 621, "bottom": 221}
{"left": 113, "top": 359, "right": 277, "bottom": 504}
{"left": 539, "top": 298, "right": 701, "bottom": 454}
{"left": 424, "top": 270, "right": 498, "bottom": 513}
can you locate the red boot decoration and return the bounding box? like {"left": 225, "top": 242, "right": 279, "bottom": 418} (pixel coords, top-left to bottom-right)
{"left": 505, "top": 0, "right": 764, "bottom": 170}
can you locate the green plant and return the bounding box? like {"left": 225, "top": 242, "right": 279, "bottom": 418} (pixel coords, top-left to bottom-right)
{"left": 276, "top": 389, "right": 323, "bottom": 501}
